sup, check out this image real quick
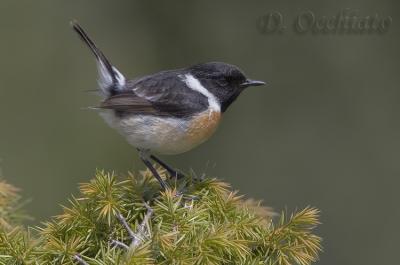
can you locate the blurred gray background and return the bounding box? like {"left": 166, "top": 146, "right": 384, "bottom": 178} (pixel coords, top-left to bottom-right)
{"left": 0, "top": 0, "right": 399, "bottom": 264}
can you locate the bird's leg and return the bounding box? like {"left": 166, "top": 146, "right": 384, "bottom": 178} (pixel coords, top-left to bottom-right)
{"left": 139, "top": 149, "right": 168, "bottom": 190}
{"left": 150, "top": 154, "right": 185, "bottom": 179}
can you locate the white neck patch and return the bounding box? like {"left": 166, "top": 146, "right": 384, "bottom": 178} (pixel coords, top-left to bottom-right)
{"left": 182, "top": 74, "right": 221, "bottom": 112}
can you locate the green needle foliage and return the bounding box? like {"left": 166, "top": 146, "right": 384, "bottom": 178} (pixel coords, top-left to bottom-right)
{"left": 0, "top": 168, "right": 322, "bottom": 265}
{"left": 0, "top": 179, "right": 27, "bottom": 230}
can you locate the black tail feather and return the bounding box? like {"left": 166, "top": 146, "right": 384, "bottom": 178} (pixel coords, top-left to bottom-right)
{"left": 70, "top": 20, "right": 117, "bottom": 86}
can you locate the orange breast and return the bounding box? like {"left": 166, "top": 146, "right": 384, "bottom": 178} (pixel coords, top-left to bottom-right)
{"left": 185, "top": 110, "right": 221, "bottom": 147}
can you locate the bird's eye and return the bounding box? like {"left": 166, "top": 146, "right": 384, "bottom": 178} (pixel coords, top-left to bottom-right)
{"left": 225, "top": 73, "right": 242, "bottom": 84}
{"left": 225, "top": 75, "right": 233, "bottom": 82}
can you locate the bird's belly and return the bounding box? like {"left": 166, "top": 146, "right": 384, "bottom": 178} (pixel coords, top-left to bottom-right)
{"left": 100, "top": 110, "right": 221, "bottom": 155}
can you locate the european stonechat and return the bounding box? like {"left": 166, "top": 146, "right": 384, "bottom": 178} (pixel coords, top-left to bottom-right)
{"left": 71, "top": 21, "right": 266, "bottom": 189}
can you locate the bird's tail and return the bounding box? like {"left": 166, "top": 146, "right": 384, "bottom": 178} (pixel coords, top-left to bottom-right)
{"left": 71, "top": 20, "right": 125, "bottom": 96}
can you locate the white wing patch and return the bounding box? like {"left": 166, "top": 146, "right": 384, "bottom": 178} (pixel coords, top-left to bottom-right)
{"left": 132, "top": 86, "right": 163, "bottom": 101}
{"left": 182, "top": 74, "right": 221, "bottom": 112}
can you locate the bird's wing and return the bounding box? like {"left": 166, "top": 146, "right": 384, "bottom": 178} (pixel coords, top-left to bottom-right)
{"left": 99, "top": 92, "right": 157, "bottom": 114}
{"left": 100, "top": 71, "right": 209, "bottom": 117}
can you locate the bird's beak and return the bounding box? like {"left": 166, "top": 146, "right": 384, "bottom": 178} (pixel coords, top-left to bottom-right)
{"left": 240, "top": 79, "right": 267, "bottom": 87}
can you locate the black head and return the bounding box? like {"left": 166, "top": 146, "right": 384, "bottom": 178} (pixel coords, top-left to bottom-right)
{"left": 187, "top": 62, "right": 265, "bottom": 112}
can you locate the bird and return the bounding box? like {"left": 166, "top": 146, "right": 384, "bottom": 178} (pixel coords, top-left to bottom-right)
{"left": 71, "top": 21, "right": 266, "bottom": 189}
